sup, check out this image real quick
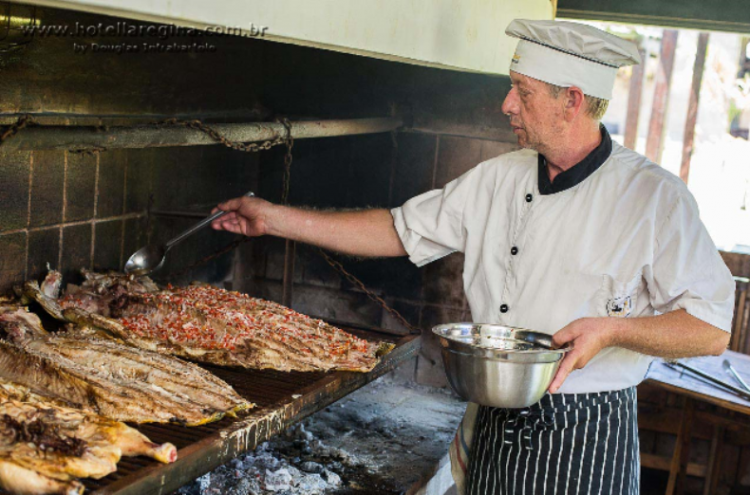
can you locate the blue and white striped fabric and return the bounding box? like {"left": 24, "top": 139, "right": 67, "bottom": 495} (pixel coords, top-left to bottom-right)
{"left": 464, "top": 388, "right": 639, "bottom": 495}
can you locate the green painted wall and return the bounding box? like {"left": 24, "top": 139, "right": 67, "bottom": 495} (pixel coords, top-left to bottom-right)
{"left": 557, "top": 0, "right": 750, "bottom": 33}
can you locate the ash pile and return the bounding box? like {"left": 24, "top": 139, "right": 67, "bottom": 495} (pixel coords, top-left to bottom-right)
{"left": 179, "top": 426, "right": 347, "bottom": 495}
{"left": 176, "top": 374, "right": 465, "bottom": 495}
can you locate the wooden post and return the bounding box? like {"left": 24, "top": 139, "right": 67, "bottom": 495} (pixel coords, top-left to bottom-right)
{"left": 736, "top": 279, "right": 750, "bottom": 354}
{"left": 666, "top": 396, "right": 695, "bottom": 495}
{"left": 680, "top": 33, "right": 710, "bottom": 184}
{"left": 702, "top": 424, "right": 725, "bottom": 495}
{"left": 624, "top": 47, "right": 648, "bottom": 150}
{"left": 646, "top": 30, "right": 679, "bottom": 164}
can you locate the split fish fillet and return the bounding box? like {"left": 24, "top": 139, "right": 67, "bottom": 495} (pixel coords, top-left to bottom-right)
{"left": 42, "top": 270, "right": 395, "bottom": 372}
{"left": 0, "top": 304, "right": 251, "bottom": 426}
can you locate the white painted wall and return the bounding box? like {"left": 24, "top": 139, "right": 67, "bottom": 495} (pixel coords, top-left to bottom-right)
{"left": 14, "top": 0, "right": 555, "bottom": 74}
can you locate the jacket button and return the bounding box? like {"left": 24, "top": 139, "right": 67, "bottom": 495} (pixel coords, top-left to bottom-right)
{"left": 500, "top": 304, "right": 509, "bottom": 313}
{"left": 525, "top": 194, "right": 533, "bottom": 203}
{"left": 510, "top": 247, "right": 519, "bottom": 255}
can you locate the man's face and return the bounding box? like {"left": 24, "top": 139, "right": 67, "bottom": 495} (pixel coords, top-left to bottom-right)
{"left": 501, "top": 71, "right": 565, "bottom": 152}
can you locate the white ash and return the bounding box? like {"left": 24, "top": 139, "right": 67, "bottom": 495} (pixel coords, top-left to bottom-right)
{"left": 176, "top": 373, "right": 464, "bottom": 495}
{"left": 175, "top": 424, "right": 352, "bottom": 495}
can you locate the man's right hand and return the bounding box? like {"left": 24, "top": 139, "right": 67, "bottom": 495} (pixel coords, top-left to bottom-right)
{"left": 211, "top": 196, "right": 271, "bottom": 237}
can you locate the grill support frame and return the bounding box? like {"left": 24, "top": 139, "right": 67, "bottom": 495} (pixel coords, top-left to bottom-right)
{"left": 91, "top": 332, "right": 421, "bottom": 495}
{"left": 2, "top": 117, "right": 403, "bottom": 151}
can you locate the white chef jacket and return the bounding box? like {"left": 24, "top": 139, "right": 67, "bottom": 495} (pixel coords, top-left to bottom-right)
{"left": 392, "top": 140, "right": 735, "bottom": 394}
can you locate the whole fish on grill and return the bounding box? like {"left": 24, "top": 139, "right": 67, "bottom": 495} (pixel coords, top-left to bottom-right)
{"left": 0, "top": 303, "right": 251, "bottom": 426}
{"left": 0, "top": 380, "right": 177, "bottom": 463}
{"left": 38, "top": 270, "right": 395, "bottom": 372}
{"left": 0, "top": 379, "right": 176, "bottom": 495}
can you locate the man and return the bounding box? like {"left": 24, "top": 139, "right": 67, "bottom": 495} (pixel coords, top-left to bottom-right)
{"left": 212, "top": 19, "right": 735, "bottom": 495}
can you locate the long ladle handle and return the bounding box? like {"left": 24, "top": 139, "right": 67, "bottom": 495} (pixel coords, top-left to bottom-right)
{"left": 165, "top": 191, "right": 255, "bottom": 249}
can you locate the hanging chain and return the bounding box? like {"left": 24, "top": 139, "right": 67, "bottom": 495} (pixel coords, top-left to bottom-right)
{"left": 156, "top": 118, "right": 290, "bottom": 153}
{"left": 280, "top": 119, "right": 294, "bottom": 206}
{"left": 315, "top": 248, "right": 420, "bottom": 334}
{"left": 0, "top": 114, "right": 35, "bottom": 146}
{"left": 0, "top": 115, "right": 290, "bottom": 153}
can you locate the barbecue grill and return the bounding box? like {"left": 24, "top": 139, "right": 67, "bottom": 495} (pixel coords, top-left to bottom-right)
{"left": 83, "top": 326, "right": 419, "bottom": 495}
{"left": 0, "top": 0, "right": 525, "bottom": 492}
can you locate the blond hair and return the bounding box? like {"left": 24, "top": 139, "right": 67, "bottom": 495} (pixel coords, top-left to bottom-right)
{"left": 547, "top": 83, "right": 609, "bottom": 120}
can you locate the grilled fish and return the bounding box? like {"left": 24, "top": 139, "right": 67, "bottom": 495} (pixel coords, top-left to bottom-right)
{"left": 43, "top": 270, "right": 395, "bottom": 372}
{"left": 0, "top": 460, "right": 83, "bottom": 495}
{"left": 0, "top": 304, "right": 251, "bottom": 425}
{"left": 0, "top": 380, "right": 177, "bottom": 464}
{"left": 0, "top": 379, "right": 176, "bottom": 495}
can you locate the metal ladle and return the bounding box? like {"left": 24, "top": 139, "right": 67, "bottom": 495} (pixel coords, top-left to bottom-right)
{"left": 124, "top": 191, "right": 254, "bottom": 276}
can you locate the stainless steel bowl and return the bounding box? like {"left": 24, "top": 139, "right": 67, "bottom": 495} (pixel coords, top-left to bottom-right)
{"left": 433, "top": 323, "right": 572, "bottom": 409}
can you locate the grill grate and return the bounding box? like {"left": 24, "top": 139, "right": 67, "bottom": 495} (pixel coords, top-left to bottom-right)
{"left": 60, "top": 327, "right": 422, "bottom": 495}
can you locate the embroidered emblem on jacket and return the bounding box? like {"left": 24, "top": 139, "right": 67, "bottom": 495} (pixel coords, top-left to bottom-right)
{"left": 607, "top": 295, "right": 632, "bottom": 317}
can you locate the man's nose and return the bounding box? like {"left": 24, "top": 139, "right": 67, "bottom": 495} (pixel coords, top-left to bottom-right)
{"left": 501, "top": 88, "right": 518, "bottom": 115}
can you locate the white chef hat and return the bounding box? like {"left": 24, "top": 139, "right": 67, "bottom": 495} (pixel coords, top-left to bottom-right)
{"left": 505, "top": 19, "right": 641, "bottom": 100}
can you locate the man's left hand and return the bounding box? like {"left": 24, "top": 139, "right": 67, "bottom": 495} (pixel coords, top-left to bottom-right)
{"left": 548, "top": 318, "right": 619, "bottom": 394}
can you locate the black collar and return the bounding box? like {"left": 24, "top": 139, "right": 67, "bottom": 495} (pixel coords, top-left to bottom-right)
{"left": 537, "top": 125, "right": 612, "bottom": 195}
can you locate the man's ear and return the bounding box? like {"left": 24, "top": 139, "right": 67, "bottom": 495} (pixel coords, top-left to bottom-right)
{"left": 563, "top": 86, "right": 586, "bottom": 122}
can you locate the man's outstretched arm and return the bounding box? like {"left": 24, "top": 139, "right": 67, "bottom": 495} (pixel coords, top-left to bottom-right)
{"left": 211, "top": 196, "right": 407, "bottom": 258}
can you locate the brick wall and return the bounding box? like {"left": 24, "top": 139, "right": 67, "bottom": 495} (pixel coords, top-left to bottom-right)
{"left": 0, "top": 5, "right": 267, "bottom": 289}
{"left": 0, "top": 145, "right": 258, "bottom": 289}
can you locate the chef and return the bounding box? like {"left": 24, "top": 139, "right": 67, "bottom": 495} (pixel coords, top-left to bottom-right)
{"left": 212, "top": 19, "right": 735, "bottom": 495}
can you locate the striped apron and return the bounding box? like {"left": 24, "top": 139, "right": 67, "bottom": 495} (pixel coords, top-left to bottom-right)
{"left": 466, "top": 387, "right": 639, "bottom": 495}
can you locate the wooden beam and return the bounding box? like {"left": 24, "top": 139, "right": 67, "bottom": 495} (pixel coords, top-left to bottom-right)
{"left": 641, "top": 453, "right": 707, "bottom": 478}
{"left": 640, "top": 404, "right": 750, "bottom": 441}
{"left": 680, "top": 33, "right": 710, "bottom": 184}
{"left": 646, "top": 30, "right": 679, "bottom": 164}
{"left": 639, "top": 407, "right": 714, "bottom": 439}
{"left": 624, "top": 47, "right": 648, "bottom": 150}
